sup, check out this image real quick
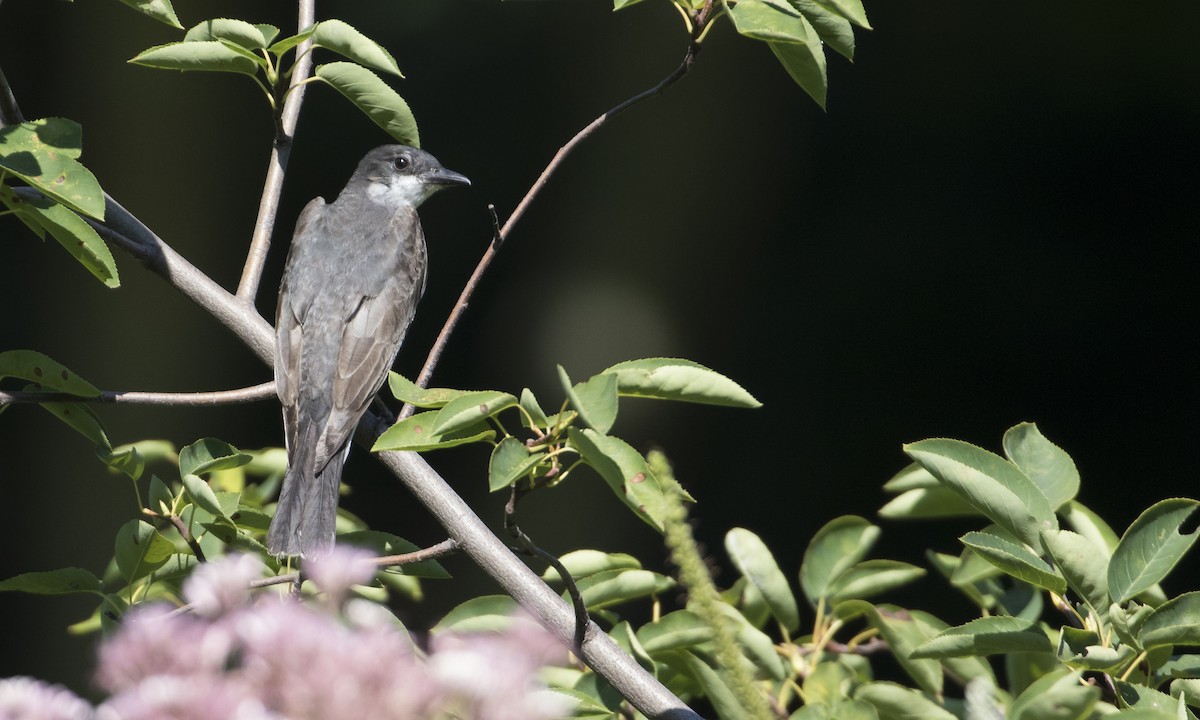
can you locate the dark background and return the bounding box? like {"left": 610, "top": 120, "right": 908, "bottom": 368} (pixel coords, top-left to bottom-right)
{"left": 2, "top": 0, "right": 1199, "bottom": 698}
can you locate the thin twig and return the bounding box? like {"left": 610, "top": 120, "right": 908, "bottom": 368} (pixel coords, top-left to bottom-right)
{"left": 166, "top": 514, "right": 208, "bottom": 563}
{"left": 235, "top": 0, "right": 317, "bottom": 304}
{"left": 0, "top": 381, "right": 276, "bottom": 407}
{"left": 402, "top": 9, "right": 711, "bottom": 416}
{"left": 372, "top": 537, "right": 459, "bottom": 567}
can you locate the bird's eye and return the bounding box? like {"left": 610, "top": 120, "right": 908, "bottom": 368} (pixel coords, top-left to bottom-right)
{"left": 393, "top": 156, "right": 410, "bottom": 170}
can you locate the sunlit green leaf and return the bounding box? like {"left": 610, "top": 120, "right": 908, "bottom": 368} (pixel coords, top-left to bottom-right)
{"left": 601, "top": 358, "right": 760, "bottom": 408}
{"left": 315, "top": 62, "right": 419, "bottom": 146}
{"left": 184, "top": 18, "right": 270, "bottom": 50}
{"left": 1040, "top": 528, "right": 1109, "bottom": 618}
{"left": 431, "top": 595, "right": 519, "bottom": 633}
{"left": 635, "top": 610, "right": 714, "bottom": 654}
{"left": 130, "top": 41, "right": 260, "bottom": 75}
{"left": 0, "top": 350, "right": 100, "bottom": 396}
{"left": 836, "top": 601, "right": 943, "bottom": 696}
{"left": 1002, "top": 422, "right": 1079, "bottom": 511}
{"left": 488, "top": 436, "right": 544, "bottom": 491}
{"left": 542, "top": 550, "right": 640, "bottom": 583}
{"left": 560, "top": 367, "right": 618, "bottom": 434}
{"left": 431, "top": 391, "right": 518, "bottom": 436}
{"left": 178, "top": 438, "right": 251, "bottom": 478}
{"left": 312, "top": 19, "right": 402, "bottom": 77}
{"left": 1056, "top": 626, "right": 1135, "bottom": 672}
{"left": 567, "top": 428, "right": 668, "bottom": 530}
{"left": 911, "top": 616, "right": 1051, "bottom": 659}
{"left": 828, "top": 559, "right": 926, "bottom": 602}
{"left": 1108, "top": 498, "right": 1200, "bottom": 604}
{"left": 574, "top": 568, "right": 675, "bottom": 610}
{"left": 116, "top": 0, "right": 182, "bottom": 28}
{"left": 726, "top": 527, "right": 800, "bottom": 631}
{"left": 960, "top": 530, "right": 1067, "bottom": 594}
{"left": 0, "top": 118, "right": 105, "bottom": 219}
{"left": 1007, "top": 669, "right": 1098, "bottom": 720}
{"left": 855, "top": 682, "right": 955, "bottom": 720}
{"left": 114, "top": 519, "right": 175, "bottom": 582}
{"left": 800, "top": 515, "right": 879, "bottom": 604}
{"left": 792, "top": 0, "right": 855, "bottom": 60}
{"left": 371, "top": 409, "right": 495, "bottom": 452}
{"left": 386, "top": 372, "right": 470, "bottom": 408}
{"left": 1139, "top": 592, "right": 1200, "bottom": 650}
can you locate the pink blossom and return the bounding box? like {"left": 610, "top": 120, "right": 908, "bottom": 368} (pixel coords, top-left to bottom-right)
{"left": 0, "top": 676, "right": 92, "bottom": 720}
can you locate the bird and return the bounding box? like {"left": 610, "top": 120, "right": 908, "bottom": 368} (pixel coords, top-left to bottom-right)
{"left": 267, "top": 145, "right": 470, "bottom": 557}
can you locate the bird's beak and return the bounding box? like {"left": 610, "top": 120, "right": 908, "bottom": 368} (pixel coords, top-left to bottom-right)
{"left": 425, "top": 168, "right": 471, "bottom": 187}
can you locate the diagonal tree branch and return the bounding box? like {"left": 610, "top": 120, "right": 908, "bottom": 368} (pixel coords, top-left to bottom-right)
{"left": 235, "top": 0, "right": 317, "bottom": 305}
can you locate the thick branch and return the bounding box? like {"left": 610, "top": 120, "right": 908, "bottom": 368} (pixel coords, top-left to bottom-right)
{"left": 0, "top": 381, "right": 275, "bottom": 407}
{"left": 235, "top": 0, "right": 317, "bottom": 304}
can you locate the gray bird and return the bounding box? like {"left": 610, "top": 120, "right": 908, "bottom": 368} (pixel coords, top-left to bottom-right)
{"left": 267, "top": 145, "right": 470, "bottom": 557}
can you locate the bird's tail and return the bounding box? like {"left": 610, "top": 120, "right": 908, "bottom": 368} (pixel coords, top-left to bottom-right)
{"left": 267, "top": 435, "right": 343, "bottom": 557}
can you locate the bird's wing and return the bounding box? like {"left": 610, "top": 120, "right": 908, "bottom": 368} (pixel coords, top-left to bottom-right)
{"left": 315, "top": 211, "right": 428, "bottom": 472}
{"left": 275, "top": 197, "right": 327, "bottom": 451}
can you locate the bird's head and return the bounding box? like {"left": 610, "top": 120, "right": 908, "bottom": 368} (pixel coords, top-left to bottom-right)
{"left": 352, "top": 145, "right": 471, "bottom": 209}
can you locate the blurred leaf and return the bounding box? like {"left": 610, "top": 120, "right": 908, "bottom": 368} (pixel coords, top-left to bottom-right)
{"left": 0, "top": 117, "right": 105, "bottom": 218}
{"left": 148, "top": 475, "right": 175, "bottom": 514}
{"left": 339, "top": 530, "right": 450, "bottom": 579}
{"left": 855, "top": 682, "right": 955, "bottom": 720}
{"left": 837, "top": 601, "right": 943, "bottom": 696}
{"left": 312, "top": 19, "right": 403, "bottom": 77}
{"left": 98, "top": 443, "right": 144, "bottom": 480}
{"left": 905, "top": 438, "right": 1056, "bottom": 548}
{"left": 961, "top": 530, "right": 1067, "bottom": 594}
{"left": 560, "top": 366, "right": 618, "bottom": 434}
{"left": 372, "top": 409, "right": 494, "bottom": 452}
{"left": 315, "top": 62, "right": 419, "bottom": 146}
{"left": 41, "top": 399, "right": 110, "bottom": 450}
{"left": 828, "top": 559, "right": 926, "bottom": 602}
{"left": 882, "top": 463, "right": 938, "bottom": 492}
{"left": 387, "top": 372, "right": 470, "bottom": 408}
{"left": 0, "top": 350, "right": 100, "bottom": 396}
{"left": 568, "top": 428, "right": 668, "bottom": 530}
{"left": 601, "top": 357, "right": 760, "bottom": 408}
{"left": 1007, "top": 668, "right": 1099, "bottom": 720}
{"left": 1139, "top": 592, "right": 1200, "bottom": 650}
{"left": 1057, "top": 626, "right": 1135, "bottom": 672}
{"left": 178, "top": 437, "right": 251, "bottom": 478}
{"left": 431, "top": 390, "right": 518, "bottom": 435}
{"left": 114, "top": 519, "right": 174, "bottom": 582}
{"left": 574, "top": 568, "right": 674, "bottom": 610}
{"left": 184, "top": 18, "right": 270, "bottom": 50}
{"left": 801, "top": 515, "right": 879, "bottom": 605}
{"left": 1002, "top": 422, "right": 1080, "bottom": 511}
{"left": 1113, "top": 681, "right": 1185, "bottom": 716}
{"left": 115, "top": 0, "right": 182, "bottom": 28}
{"left": 0, "top": 568, "right": 102, "bottom": 595}
{"left": 636, "top": 610, "right": 714, "bottom": 654}
{"left": 130, "top": 41, "right": 260, "bottom": 75}
{"left": 8, "top": 192, "right": 118, "bottom": 287}
{"left": 879, "top": 486, "right": 981, "bottom": 520}
{"left": 542, "top": 550, "right": 640, "bottom": 583}
{"left": 488, "top": 437, "right": 544, "bottom": 491}
{"left": 676, "top": 651, "right": 744, "bottom": 720}
{"left": 911, "top": 616, "right": 1051, "bottom": 659}
{"left": 726, "top": 527, "right": 799, "bottom": 631}
{"left": 712, "top": 602, "right": 789, "bottom": 680}
{"left": 432, "top": 595, "right": 519, "bottom": 633}
{"left": 1108, "top": 498, "right": 1200, "bottom": 603}
{"left": 1041, "top": 528, "right": 1110, "bottom": 619}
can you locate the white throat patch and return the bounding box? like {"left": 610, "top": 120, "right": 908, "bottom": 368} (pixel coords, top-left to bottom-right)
{"left": 366, "top": 174, "right": 433, "bottom": 209}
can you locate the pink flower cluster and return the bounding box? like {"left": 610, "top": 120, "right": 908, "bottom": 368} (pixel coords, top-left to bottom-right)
{"left": 1, "top": 550, "right": 575, "bottom": 720}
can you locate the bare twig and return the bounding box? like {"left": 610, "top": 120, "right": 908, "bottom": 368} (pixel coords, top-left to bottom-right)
{"left": 372, "top": 537, "right": 459, "bottom": 567}
{"left": 0, "top": 381, "right": 276, "bottom": 407}
{"left": 402, "top": 5, "right": 712, "bottom": 414}
{"left": 167, "top": 514, "right": 208, "bottom": 563}
{"left": 235, "top": 0, "right": 317, "bottom": 304}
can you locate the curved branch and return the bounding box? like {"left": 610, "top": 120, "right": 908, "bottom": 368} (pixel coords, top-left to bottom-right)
{"left": 0, "top": 381, "right": 275, "bottom": 407}
{"left": 235, "top": 0, "right": 318, "bottom": 304}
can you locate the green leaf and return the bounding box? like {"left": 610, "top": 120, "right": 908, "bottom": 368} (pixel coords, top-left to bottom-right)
{"left": 338, "top": 530, "right": 450, "bottom": 579}
{"left": 770, "top": 34, "right": 828, "bottom": 110}
{"left": 130, "top": 41, "right": 260, "bottom": 75}
{"left": 431, "top": 391, "right": 518, "bottom": 435}
{"left": 41, "top": 399, "right": 110, "bottom": 450}
{"left": 601, "top": 358, "right": 760, "bottom": 408}
{"left": 800, "top": 515, "right": 879, "bottom": 605}
{"left": 1062, "top": 500, "right": 1121, "bottom": 555}
{"left": 312, "top": 19, "right": 403, "bottom": 77}
{"left": 98, "top": 443, "right": 144, "bottom": 481}
{"left": 255, "top": 24, "right": 281, "bottom": 46}
{"left": 0, "top": 118, "right": 105, "bottom": 218}
{"left": 1139, "top": 592, "right": 1200, "bottom": 650}
{"left": 1108, "top": 498, "right": 1200, "bottom": 604}
{"left": 0, "top": 350, "right": 100, "bottom": 396}
{"left": 836, "top": 601, "right": 943, "bottom": 696}
{"left": 827, "top": 559, "right": 926, "bottom": 602}
{"left": 560, "top": 367, "right": 618, "bottom": 434}
{"left": 116, "top": 0, "right": 182, "bottom": 28}
{"left": 613, "top": 0, "right": 649, "bottom": 8}
{"left": 792, "top": 0, "right": 855, "bottom": 60}
{"left": 268, "top": 27, "right": 318, "bottom": 57}
{"left": 1040, "top": 528, "right": 1110, "bottom": 618}
{"left": 184, "top": 18, "right": 270, "bottom": 50}
{"left": 960, "top": 530, "right": 1067, "bottom": 594}
{"left": 1002, "top": 422, "right": 1080, "bottom": 511}
{"left": 567, "top": 428, "right": 668, "bottom": 530}
{"left": 178, "top": 438, "right": 252, "bottom": 478}
{"left": 0, "top": 568, "right": 102, "bottom": 595}
{"left": 488, "top": 437, "right": 544, "bottom": 491}
{"left": 1056, "top": 626, "right": 1136, "bottom": 672}
{"left": 315, "top": 62, "right": 419, "bottom": 146}
{"left": 574, "top": 568, "right": 675, "bottom": 610}
{"left": 854, "top": 682, "right": 956, "bottom": 720}
{"left": 148, "top": 475, "right": 175, "bottom": 514}
{"left": 676, "top": 651, "right": 745, "bottom": 720}
{"left": 726, "top": 527, "right": 800, "bottom": 632}
{"left": 432, "top": 595, "right": 519, "bottom": 633}
{"left": 114, "top": 519, "right": 175, "bottom": 582}
{"left": 636, "top": 610, "right": 714, "bottom": 654}
{"left": 1007, "top": 668, "right": 1099, "bottom": 720}
{"left": 911, "top": 616, "right": 1052, "bottom": 659}
{"left": 386, "top": 372, "right": 470, "bottom": 408}
{"left": 8, "top": 191, "right": 119, "bottom": 287}
{"left": 1114, "top": 681, "right": 1184, "bottom": 716}
{"left": 712, "top": 602, "right": 789, "bottom": 680}
{"left": 905, "top": 438, "right": 1056, "bottom": 548}
{"left": 182, "top": 473, "right": 225, "bottom": 518}
{"left": 371, "top": 409, "right": 495, "bottom": 452}
{"left": 519, "top": 387, "right": 549, "bottom": 429}
{"left": 542, "top": 550, "right": 640, "bottom": 583}
{"left": 878, "top": 487, "right": 981, "bottom": 520}
{"left": 810, "top": 0, "right": 870, "bottom": 28}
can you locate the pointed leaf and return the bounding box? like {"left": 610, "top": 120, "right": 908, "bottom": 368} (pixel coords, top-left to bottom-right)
{"left": 1057, "top": 626, "right": 1136, "bottom": 672}
{"left": 114, "top": 519, "right": 175, "bottom": 582}
{"left": 182, "top": 474, "right": 225, "bottom": 518}
{"left": 10, "top": 192, "right": 118, "bottom": 287}
{"left": 878, "top": 487, "right": 981, "bottom": 520}
{"left": 812, "top": 0, "right": 870, "bottom": 28}
{"left": 130, "top": 41, "right": 260, "bottom": 75}
{"left": 567, "top": 428, "right": 668, "bottom": 530}
{"left": 431, "top": 391, "right": 517, "bottom": 435}
{"left": 1062, "top": 500, "right": 1120, "bottom": 555}
{"left": 793, "top": 0, "right": 855, "bottom": 60}
{"left": 677, "top": 651, "right": 745, "bottom": 720}
{"left": 41, "top": 399, "right": 110, "bottom": 449}
{"left": 636, "top": 610, "right": 714, "bottom": 654}
{"left": 1003, "top": 422, "right": 1079, "bottom": 511}
{"left": 488, "top": 436, "right": 544, "bottom": 491}
{"left": 269, "top": 27, "right": 318, "bottom": 57}
{"left": 911, "top": 616, "right": 1052, "bottom": 659}
{"left": 835, "top": 602, "right": 943, "bottom": 696}
{"left": 855, "top": 682, "right": 956, "bottom": 720}
{"left": 0, "top": 568, "right": 102, "bottom": 595}
{"left": 905, "top": 438, "right": 1056, "bottom": 547}
{"left": 178, "top": 437, "right": 252, "bottom": 478}
{"left": 542, "top": 550, "right": 640, "bottom": 583}
{"left": 313, "top": 19, "right": 402, "bottom": 77}
{"left": 1108, "top": 498, "right": 1200, "bottom": 603}
{"left": 1007, "top": 669, "right": 1098, "bottom": 720}
{"left": 519, "top": 387, "right": 549, "bottom": 429}
{"left": 0, "top": 350, "right": 100, "bottom": 396}
{"left": 387, "top": 372, "right": 470, "bottom": 408}
{"left": 560, "top": 366, "right": 618, "bottom": 434}
{"left": 726, "top": 527, "right": 800, "bottom": 631}
{"left": 116, "top": 0, "right": 182, "bottom": 28}
{"left": 184, "top": 18, "right": 270, "bottom": 50}
{"left": 0, "top": 118, "right": 105, "bottom": 218}
{"left": 1139, "top": 592, "right": 1200, "bottom": 650}
{"left": 574, "top": 568, "right": 675, "bottom": 610}
{"left": 828, "top": 560, "right": 926, "bottom": 602}
{"left": 1041, "top": 528, "right": 1110, "bottom": 618}
{"left": 601, "top": 358, "right": 760, "bottom": 408}
{"left": 800, "top": 515, "right": 879, "bottom": 604}
{"left": 371, "top": 409, "right": 495, "bottom": 452}
{"left": 770, "top": 35, "right": 828, "bottom": 110}
{"left": 315, "top": 62, "right": 419, "bottom": 146}
{"left": 960, "top": 530, "right": 1067, "bottom": 594}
